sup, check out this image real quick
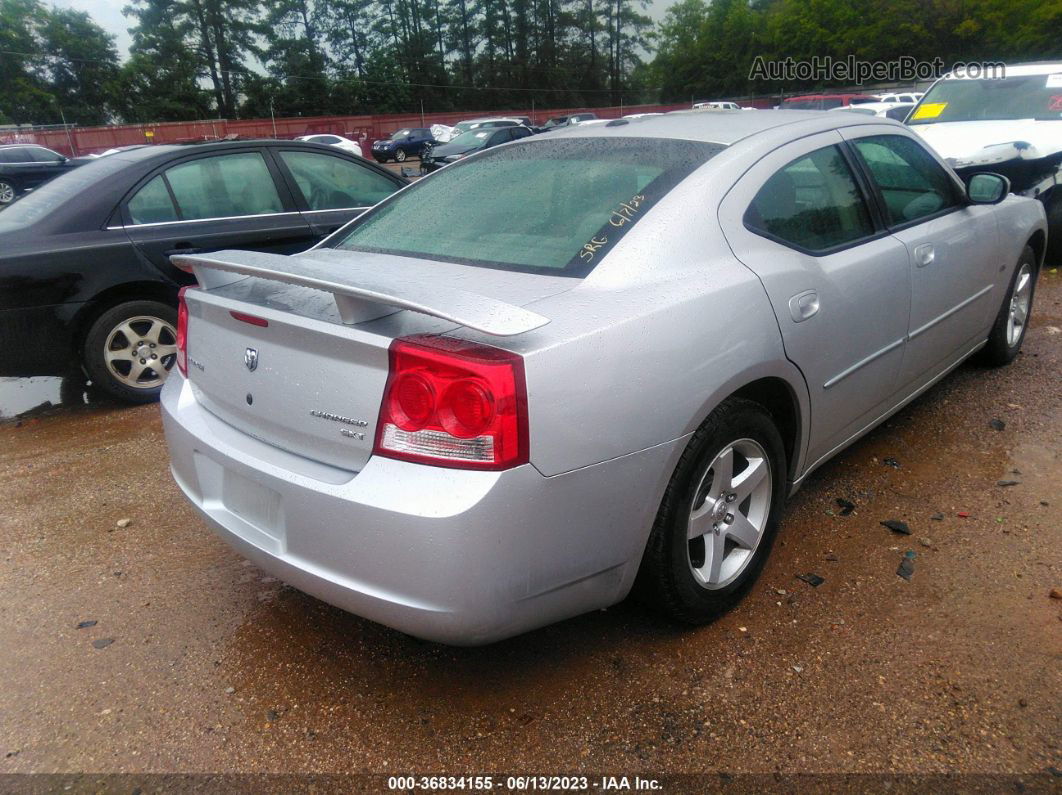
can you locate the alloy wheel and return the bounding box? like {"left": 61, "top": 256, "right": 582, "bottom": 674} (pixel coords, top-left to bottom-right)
{"left": 687, "top": 438, "right": 773, "bottom": 590}
{"left": 103, "top": 315, "right": 178, "bottom": 389}
{"left": 0, "top": 181, "right": 15, "bottom": 204}
{"left": 1006, "top": 262, "right": 1033, "bottom": 347}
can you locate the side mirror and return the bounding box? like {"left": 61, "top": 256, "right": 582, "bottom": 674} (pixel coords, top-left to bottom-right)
{"left": 966, "top": 172, "right": 1009, "bottom": 204}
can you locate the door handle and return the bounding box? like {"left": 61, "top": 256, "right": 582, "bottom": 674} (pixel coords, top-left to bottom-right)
{"left": 164, "top": 245, "right": 204, "bottom": 257}
{"left": 788, "top": 290, "right": 819, "bottom": 323}
{"left": 914, "top": 243, "right": 935, "bottom": 267}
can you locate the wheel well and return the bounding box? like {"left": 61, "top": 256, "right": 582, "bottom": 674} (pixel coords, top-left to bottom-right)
{"left": 731, "top": 377, "right": 801, "bottom": 482}
{"left": 71, "top": 281, "right": 179, "bottom": 357}
{"left": 1027, "top": 230, "right": 1046, "bottom": 269}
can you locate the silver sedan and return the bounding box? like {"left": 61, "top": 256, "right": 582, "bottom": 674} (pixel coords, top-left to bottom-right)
{"left": 162, "top": 111, "right": 1047, "bottom": 644}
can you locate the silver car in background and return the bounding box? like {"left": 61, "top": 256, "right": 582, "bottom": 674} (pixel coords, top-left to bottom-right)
{"left": 162, "top": 111, "right": 1047, "bottom": 644}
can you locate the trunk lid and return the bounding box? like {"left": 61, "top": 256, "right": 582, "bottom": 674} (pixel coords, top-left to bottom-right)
{"left": 179, "top": 249, "right": 574, "bottom": 471}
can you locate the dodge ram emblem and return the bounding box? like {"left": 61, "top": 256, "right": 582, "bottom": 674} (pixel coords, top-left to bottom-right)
{"left": 244, "top": 347, "right": 258, "bottom": 372}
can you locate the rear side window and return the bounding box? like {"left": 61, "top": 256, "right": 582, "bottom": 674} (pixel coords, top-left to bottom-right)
{"left": 279, "top": 150, "right": 396, "bottom": 210}
{"left": 164, "top": 152, "right": 283, "bottom": 220}
{"left": 1, "top": 148, "right": 32, "bottom": 163}
{"left": 335, "top": 137, "right": 724, "bottom": 275}
{"left": 128, "top": 175, "right": 179, "bottom": 224}
{"left": 851, "top": 135, "right": 959, "bottom": 225}
{"left": 28, "top": 147, "right": 63, "bottom": 162}
{"left": 745, "top": 145, "right": 874, "bottom": 252}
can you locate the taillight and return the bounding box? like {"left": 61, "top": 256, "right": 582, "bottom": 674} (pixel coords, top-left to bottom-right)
{"left": 176, "top": 286, "right": 189, "bottom": 377}
{"left": 374, "top": 335, "right": 528, "bottom": 470}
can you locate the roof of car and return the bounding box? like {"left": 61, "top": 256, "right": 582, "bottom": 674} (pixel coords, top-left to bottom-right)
{"left": 550, "top": 108, "right": 888, "bottom": 146}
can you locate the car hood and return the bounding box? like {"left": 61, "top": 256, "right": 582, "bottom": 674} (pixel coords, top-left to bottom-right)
{"left": 913, "top": 119, "right": 1062, "bottom": 168}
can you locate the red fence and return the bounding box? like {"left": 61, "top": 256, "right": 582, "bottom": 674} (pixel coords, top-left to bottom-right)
{"left": 0, "top": 98, "right": 775, "bottom": 157}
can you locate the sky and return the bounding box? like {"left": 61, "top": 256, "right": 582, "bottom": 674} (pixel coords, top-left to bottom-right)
{"left": 50, "top": 0, "right": 682, "bottom": 62}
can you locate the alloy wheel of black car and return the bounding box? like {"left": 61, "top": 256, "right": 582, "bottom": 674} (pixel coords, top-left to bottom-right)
{"left": 83, "top": 300, "right": 179, "bottom": 404}
{"left": 0, "top": 179, "right": 16, "bottom": 205}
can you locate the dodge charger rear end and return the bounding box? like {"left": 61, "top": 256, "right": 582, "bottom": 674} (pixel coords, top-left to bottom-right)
{"left": 162, "top": 112, "right": 1045, "bottom": 644}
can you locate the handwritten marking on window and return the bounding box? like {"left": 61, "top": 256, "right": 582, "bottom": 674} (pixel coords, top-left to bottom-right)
{"left": 608, "top": 194, "right": 647, "bottom": 228}
{"left": 579, "top": 236, "right": 609, "bottom": 262}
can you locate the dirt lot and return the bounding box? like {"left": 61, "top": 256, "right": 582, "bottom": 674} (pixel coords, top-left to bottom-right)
{"left": 0, "top": 272, "right": 1059, "bottom": 784}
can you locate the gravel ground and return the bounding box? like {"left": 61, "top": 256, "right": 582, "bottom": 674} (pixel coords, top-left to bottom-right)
{"left": 0, "top": 271, "right": 1059, "bottom": 782}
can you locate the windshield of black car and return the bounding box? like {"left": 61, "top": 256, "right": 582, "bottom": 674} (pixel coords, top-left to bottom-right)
{"left": 910, "top": 74, "right": 1062, "bottom": 123}
{"left": 448, "top": 130, "right": 491, "bottom": 149}
{"left": 332, "top": 137, "right": 724, "bottom": 276}
{"left": 390, "top": 129, "right": 411, "bottom": 140}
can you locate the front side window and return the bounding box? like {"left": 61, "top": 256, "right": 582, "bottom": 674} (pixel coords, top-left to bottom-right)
{"left": 128, "top": 174, "right": 179, "bottom": 224}
{"left": 745, "top": 144, "right": 874, "bottom": 252}
{"left": 334, "top": 137, "right": 723, "bottom": 275}
{"left": 851, "top": 134, "right": 959, "bottom": 225}
{"left": 164, "top": 152, "right": 283, "bottom": 220}
{"left": 279, "top": 150, "right": 396, "bottom": 210}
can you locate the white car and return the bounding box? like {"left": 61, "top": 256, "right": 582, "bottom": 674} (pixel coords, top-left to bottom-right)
{"left": 877, "top": 92, "right": 923, "bottom": 104}
{"left": 909, "top": 61, "right": 1062, "bottom": 259}
{"left": 693, "top": 101, "right": 742, "bottom": 111}
{"left": 296, "top": 134, "right": 364, "bottom": 158}
{"left": 832, "top": 101, "right": 917, "bottom": 120}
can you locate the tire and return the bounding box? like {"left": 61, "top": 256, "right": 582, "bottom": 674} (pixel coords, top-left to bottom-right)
{"left": 1045, "top": 190, "right": 1062, "bottom": 264}
{"left": 638, "top": 397, "right": 787, "bottom": 624}
{"left": 395, "top": 148, "right": 407, "bottom": 162}
{"left": 82, "top": 300, "right": 179, "bottom": 404}
{"left": 979, "top": 245, "right": 1037, "bottom": 367}
{"left": 0, "top": 179, "right": 17, "bottom": 205}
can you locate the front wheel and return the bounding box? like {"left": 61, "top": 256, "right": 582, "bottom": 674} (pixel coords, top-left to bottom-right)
{"left": 394, "top": 149, "right": 407, "bottom": 162}
{"left": 0, "top": 179, "right": 17, "bottom": 205}
{"left": 638, "top": 397, "right": 787, "bottom": 624}
{"left": 979, "top": 245, "right": 1037, "bottom": 367}
{"left": 83, "top": 300, "right": 179, "bottom": 404}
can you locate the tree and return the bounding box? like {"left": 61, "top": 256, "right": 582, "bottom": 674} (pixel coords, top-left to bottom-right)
{"left": 121, "top": 0, "right": 212, "bottom": 122}
{"left": 0, "top": 0, "right": 52, "bottom": 124}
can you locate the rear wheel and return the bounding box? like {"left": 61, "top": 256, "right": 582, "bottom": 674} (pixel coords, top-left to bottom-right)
{"left": 83, "top": 300, "right": 178, "bottom": 404}
{"left": 638, "top": 397, "right": 786, "bottom": 624}
{"left": 0, "top": 179, "right": 17, "bottom": 205}
{"left": 980, "top": 245, "right": 1037, "bottom": 367}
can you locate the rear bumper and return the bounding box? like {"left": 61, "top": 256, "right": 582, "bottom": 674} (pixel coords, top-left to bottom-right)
{"left": 161, "top": 375, "right": 681, "bottom": 644}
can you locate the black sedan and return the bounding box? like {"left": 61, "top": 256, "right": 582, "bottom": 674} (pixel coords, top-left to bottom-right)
{"left": 0, "top": 144, "right": 88, "bottom": 205}
{"left": 0, "top": 140, "right": 405, "bottom": 402}
{"left": 420, "top": 126, "right": 534, "bottom": 173}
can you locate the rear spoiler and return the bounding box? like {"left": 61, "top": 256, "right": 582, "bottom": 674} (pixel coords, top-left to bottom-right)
{"left": 171, "top": 249, "right": 549, "bottom": 337}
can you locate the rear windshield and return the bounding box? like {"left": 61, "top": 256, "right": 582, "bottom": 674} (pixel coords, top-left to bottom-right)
{"left": 332, "top": 137, "right": 724, "bottom": 276}
{"left": 0, "top": 155, "right": 130, "bottom": 231}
